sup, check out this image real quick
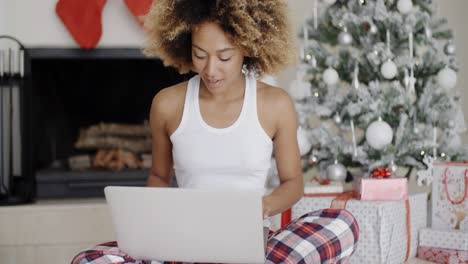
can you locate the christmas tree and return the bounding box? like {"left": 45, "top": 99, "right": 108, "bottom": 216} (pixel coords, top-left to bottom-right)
{"left": 291, "top": 0, "right": 468, "bottom": 179}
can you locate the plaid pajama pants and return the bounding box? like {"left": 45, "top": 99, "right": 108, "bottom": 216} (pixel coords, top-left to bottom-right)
{"left": 72, "top": 208, "right": 359, "bottom": 264}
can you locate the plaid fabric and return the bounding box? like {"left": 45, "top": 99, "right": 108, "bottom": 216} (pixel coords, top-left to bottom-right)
{"left": 71, "top": 209, "right": 358, "bottom": 264}
{"left": 265, "top": 209, "right": 359, "bottom": 264}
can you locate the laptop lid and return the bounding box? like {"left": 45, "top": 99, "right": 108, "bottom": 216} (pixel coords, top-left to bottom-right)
{"left": 104, "top": 186, "right": 265, "bottom": 263}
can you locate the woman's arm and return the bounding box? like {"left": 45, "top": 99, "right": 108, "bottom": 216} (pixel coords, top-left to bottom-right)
{"left": 146, "top": 89, "right": 176, "bottom": 187}
{"left": 262, "top": 89, "right": 304, "bottom": 218}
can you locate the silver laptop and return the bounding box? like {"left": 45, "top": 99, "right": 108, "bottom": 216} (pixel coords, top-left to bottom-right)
{"left": 104, "top": 186, "right": 266, "bottom": 263}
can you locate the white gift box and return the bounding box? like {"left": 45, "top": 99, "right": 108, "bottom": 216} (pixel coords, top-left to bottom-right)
{"left": 292, "top": 192, "right": 428, "bottom": 264}
{"left": 419, "top": 228, "right": 468, "bottom": 251}
{"left": 431, "top": 162, "right": 468, "bottom": 231}
{"left": 304, "top": 180, "right": 353, "bottom": 194}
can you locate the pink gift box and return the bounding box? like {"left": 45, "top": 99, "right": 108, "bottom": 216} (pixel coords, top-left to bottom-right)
{"left": 418, "top": 246, "right": 468, "bottom": 264}
{"left": 357, "top": 177, "right": 408, "bottom": 201}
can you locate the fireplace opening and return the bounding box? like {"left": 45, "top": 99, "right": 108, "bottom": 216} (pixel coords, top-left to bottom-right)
{"left": 28, "top": 48, "right": 192, "bottom": 198}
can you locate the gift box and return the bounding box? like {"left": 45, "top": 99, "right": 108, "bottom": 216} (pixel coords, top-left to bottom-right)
{"left": 431, "top": 162, "right": 468, "bottom": 231}
{"left": 419, "top": 228, "right": 468, "bottom": 251}
{"left": 418, "top": 246, "right": 468, "bottom": 264}
{"left": 291, "top": 192, "right": 427, "bottom": 264}
{"left": 304, "top": 179, "right": 353, "bottom": 194}
{"left": 357, "top": 177, "right": 408, "bottom": 201}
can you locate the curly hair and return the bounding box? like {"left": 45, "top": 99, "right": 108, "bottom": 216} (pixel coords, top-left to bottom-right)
{"left": 143, "top": 0, "right": 296, "bottom": 77}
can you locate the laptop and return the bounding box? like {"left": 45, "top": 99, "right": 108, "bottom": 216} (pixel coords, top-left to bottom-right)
{"left": 104, "top": 186, "right": 266, "bottom": 263}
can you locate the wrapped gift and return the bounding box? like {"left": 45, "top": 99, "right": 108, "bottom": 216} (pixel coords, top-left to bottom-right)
{"left": 418, "top": 246, "right": 468, "bottom": 264}
{"left": 291, "top": 192, "right": 427, "bottom": 264}
{"left": 304, "top": 179, "right": 353, "bottom": 194}
{"left": 431, "top": 162, "right": 468, "bottom": 231}
{"left": 357, "top": 177, "right": 408, "bottom": 201}
{"left": 419, "top": 228, "right": 468, "bottom": 251}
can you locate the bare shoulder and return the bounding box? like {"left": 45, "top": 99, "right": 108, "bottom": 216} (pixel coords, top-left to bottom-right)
{"left": 257, "top": 81, "right": 297, "bottom": 138}
{"left": 152, "top": 81, "right": 187, "bottom": 112}
{"left": 150, "top": 81, "right": 188, "bottom": 132}
{"left": 257, "top": 81, "right": 295, "bottom": 114}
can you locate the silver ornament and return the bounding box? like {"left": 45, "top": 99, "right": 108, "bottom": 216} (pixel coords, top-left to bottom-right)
{"left": 333, "top": 113, "right": 342, "bottom": 124}
{"left": 424, "top": 26, "right": 432, "bottom": 39}
{"left": 369, "top": 24, "right": 378, "bottom": 34}
{"left": 389, "top": 160, "right": 398, "bottom": 173}
{"left": 338, "top": 30, "right": 353, "bottom": 46}
{"left": 326, "top": 161, "right": 347, "bottom": 181}
{"left": 309, "top": 155, "right": 318, "bottom": 164}
{"left": 448, "top": 120, "right": 455, "bottom": 128}
{"left": 444, "top": 42, "right": 456, "bottom": 55}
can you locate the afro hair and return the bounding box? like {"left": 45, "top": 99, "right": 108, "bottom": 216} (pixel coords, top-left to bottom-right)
{"left": 143, "top": 0, "right": 296, "bottom": 77}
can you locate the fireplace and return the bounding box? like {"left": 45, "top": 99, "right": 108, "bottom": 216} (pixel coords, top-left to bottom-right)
{"left": 27, "top": 48, "right": 191, "bottom": 198}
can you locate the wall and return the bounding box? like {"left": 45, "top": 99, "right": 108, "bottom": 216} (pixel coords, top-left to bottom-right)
{"left": 0, "top": 0, "right": 145, "bottom": 47}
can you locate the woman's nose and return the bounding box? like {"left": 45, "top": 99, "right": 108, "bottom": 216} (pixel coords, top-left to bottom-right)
{"left": 204, "top": 57, "right": 218, "bottom": 76}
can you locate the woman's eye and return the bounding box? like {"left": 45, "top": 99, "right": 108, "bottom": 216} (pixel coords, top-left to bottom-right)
{"left": 194, "top": 54, "right": 205, "bottom": 59}
{"left": 220, "top": 57, "right": 231, "bottom": 62}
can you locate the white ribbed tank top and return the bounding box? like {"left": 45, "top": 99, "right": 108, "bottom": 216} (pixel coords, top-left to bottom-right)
{"left": 170, "top": 74, "right": 273, "bottom": 195}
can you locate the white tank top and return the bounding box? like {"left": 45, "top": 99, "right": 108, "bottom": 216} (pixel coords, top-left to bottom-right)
{"left": 170, "top": 74, "right": 273, "bottom": 195}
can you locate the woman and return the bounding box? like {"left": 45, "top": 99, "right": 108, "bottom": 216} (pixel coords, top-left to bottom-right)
{"left": 72, "top": 1, "right": 358, "bottom": 263}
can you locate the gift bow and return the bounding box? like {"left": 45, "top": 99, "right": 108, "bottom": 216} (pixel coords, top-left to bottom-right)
{"left": 372, "top": 167, "right": 391, "bottom": 178}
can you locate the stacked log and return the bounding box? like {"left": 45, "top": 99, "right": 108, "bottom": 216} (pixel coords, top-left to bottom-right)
{"left": 70, "top": 122, "right": 152, "bottom": 171}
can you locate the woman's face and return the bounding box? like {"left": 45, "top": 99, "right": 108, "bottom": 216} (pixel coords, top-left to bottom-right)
{"left": 191, "top": 22, "right": 245, "bottom": 93}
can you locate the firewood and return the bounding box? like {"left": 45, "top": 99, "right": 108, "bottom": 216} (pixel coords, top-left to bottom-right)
{"left": 82, "top": 122, "right": 151, "bottom": 137}
{"left": 92, "top": 149, "right": 144, "bottom": 171}
{"left": 75, "top": 136, "right": 152, "bottom": 153}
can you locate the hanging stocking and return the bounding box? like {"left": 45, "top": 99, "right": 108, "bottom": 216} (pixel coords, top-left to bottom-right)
{"left": 55, "top": 0, "right": 107, "bottom": 49}
{"left": 124, "top": 0, "right": 153, "bottom": 26}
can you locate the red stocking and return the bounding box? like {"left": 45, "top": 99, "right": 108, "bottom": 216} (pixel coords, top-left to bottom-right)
{"left": 124, "top": 0, "right": 153, "bottom": 26}
{"left": 55, "top": 0, "right": 107, "bottom": 49}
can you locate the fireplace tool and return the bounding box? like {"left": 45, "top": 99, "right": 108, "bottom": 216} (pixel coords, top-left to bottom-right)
{"left": 0, "top": 35, "right": 29, "bottom": 205}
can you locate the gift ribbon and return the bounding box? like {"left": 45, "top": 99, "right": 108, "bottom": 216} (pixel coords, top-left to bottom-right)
{"left": 443, "top": 168, "right": 468, "bottom": 205}
{"left": 372, "top": 167, "right": 391, "bottom": 178}
{"left": 281, "top": 192, "right": 412, "bottom": 262}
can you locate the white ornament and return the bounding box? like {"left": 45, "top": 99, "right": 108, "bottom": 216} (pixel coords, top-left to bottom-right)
{"left": 289, "top": 68, "right": 311, "bottom": 100}
{"left": 323, "top": 67, "right": 339, "bottom": 86}
{"left": 323, "top": 0, "right": 337, "bottom": 5}
{"left": 448, "top": 120, "right": 455, "bottom": 128}
{"left": 366, "top": 118, "right": 394, "bottom": 150}
{"left": 437, "top": 67, "right": 457, "bottom": 90}
{"left": 338, "top": 30, "right": 353, "bottom": 46}
{"left": 369, "top": 24, "right": 378, "bottom": 34}
{"left": 380, "top": 60, "right": 398, "bottom": 79}
{"left": 397, "top": 0, "right": 413, "bottom": 14}
{"left": 444, "top": 42, "right": 456, "bottom": 55}
{"left": 333, "top": 113, "right": 342, "bottom": 124}
{"left": 309, "top": 154, "right": 318, "bottom": 164}
{"left": 326, "top": 161, "right": 347, "bottom": 181}
{"left": 297, "top": 128, "right": 312, "bottom": 156}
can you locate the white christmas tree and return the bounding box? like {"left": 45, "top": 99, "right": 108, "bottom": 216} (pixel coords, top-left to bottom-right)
{"left": 291, "top": 0, "right": 468, "bottom": 178}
